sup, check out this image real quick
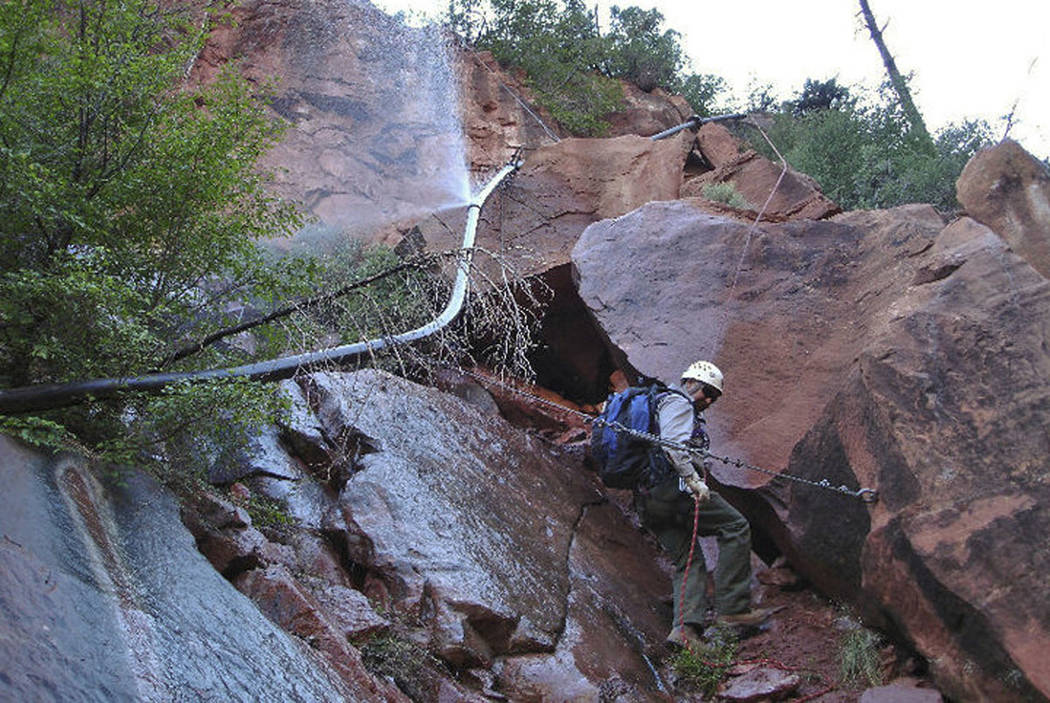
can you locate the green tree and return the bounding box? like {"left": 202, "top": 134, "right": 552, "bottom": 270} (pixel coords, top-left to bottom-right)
{"left": 602, "top": 5, "right": 682, "bottom": 92}
{"left": 0, "top": 0, "right": 308, "bottom": 465}
{"left": 756, "top": 80, "right": 991, "bottom": 211}
{"left": 787, "top": 77, "right": 853, "bottom": 117}
{"left": 678, "top": 72, "right": 729, "bottom": 118}
{"left": 451, "top": 0, "right": 622, "bottom": 135}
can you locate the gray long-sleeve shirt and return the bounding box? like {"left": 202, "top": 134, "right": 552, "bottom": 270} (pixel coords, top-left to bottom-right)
{"left": 655, "top": 384, "right": 700, "bottom": 478}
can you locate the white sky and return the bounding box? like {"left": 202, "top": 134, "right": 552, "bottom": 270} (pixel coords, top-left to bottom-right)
{"left": 373, "top": 0, "right": 1050, "bottom": 158}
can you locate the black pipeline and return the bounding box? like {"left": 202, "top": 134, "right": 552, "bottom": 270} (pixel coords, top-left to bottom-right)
{"left": 0, "top": 159, "right": 522, "bottom": 415}
{"left": 650, "top": 112, "right": 748, "bottom": 141}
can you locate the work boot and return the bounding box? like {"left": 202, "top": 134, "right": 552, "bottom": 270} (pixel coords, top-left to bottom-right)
{"left": 718, "top": 608, "right": 776, "bottom": 629}
{"left": 665, "top": 624, "right": 705, "bottom": 649}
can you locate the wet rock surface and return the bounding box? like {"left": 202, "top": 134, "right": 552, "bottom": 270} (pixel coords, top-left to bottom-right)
{"left": 0, "top": 436, "right": 369, "bottom": 702}
{"left": 573, "top": 197, "right": 1050, "bottom": 700}
{"left": 307, "top": 369, "right": 587, "bottom": 656}
{"left": 302, "top": 369, "right": 670, "bottom": 697}
{"left": 189, "top": 0, "right": 472, "bottom": 241}
{"left": 173, "top": 369, "right": 676, "bottom": 699}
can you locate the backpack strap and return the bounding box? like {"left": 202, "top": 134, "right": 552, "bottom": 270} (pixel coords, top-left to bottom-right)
{"left": 649, "top": 385, "right": 691, "bottom": 436}
{"left": 636, "top": 384, "right": 693, "bottom": 490}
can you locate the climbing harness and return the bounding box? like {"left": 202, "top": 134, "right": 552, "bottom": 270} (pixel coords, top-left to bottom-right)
{"left": 444, "top": 363, "right": 879, "bottom": 504}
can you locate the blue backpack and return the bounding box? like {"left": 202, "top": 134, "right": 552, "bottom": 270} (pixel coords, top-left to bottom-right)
{"left": 590, "top": 384, "right": 684, "bottom": 489}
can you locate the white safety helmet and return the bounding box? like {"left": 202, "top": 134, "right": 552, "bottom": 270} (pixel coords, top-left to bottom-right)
{"left": 682, "top": 360, "right": 724, "bottom": 393}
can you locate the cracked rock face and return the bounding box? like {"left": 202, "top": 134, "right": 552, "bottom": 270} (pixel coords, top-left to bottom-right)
{"left": 302, "top": 370, "right": 669, "bottom": 699}
{"left": 198, "top": 368, "right": 676, "bottom": 698}
{"left": 572, "top": 201, "right": 1050, "bottom": 701}
{"left": 308, "top": 369, "right": 585, "bottom": 660}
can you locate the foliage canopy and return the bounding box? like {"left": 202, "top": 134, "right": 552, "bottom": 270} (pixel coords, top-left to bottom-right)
{"left": 744, "top": 79, "right": 991, "bottom": 211}
{"left": 0, "top": 0, "right": 311, "bottom": 467}
{"left": 445, "top": 0, "right": 728, "bottom": 134}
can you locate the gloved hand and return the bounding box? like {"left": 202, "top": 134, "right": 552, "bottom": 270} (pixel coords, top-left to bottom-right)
{"left": 683, "top": 471, "right": 710, "bottom": 501}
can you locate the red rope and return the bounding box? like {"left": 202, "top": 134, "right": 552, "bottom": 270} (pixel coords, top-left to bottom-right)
{"left": 672, "top": 494, "right": 837, "bottom": 701}
{"left": 677, "top": 494, "right": 702, "bottom": 640}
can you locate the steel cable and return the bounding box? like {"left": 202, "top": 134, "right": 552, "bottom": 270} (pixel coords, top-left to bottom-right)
{"left": 443, "top": 363, "right": 878, "bottom": 503}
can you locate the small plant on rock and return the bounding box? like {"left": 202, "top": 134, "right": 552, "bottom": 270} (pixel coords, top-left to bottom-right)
{"left": 358, "top": 631, "right": 448, "bottom": 700}
{"left": 668, "top": 625, "right": 738, "bottom": 698}
{"left": 244, "top": 494, "right": 296, "bottom": 529}
{"left": 838, "top": 623, "right": 884, "bottom": 688}
{"left": 702, "top": 182, "right": 752, "bottom": 209}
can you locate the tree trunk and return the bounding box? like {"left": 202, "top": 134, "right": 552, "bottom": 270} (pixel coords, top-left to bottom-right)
{"left": 858, "top": 0, "right": 932, "bottom": 146}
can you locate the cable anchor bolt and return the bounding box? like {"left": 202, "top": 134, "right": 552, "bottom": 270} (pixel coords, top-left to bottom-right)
{"left": 857, "top": 488, "right": 879, "bottom": 504}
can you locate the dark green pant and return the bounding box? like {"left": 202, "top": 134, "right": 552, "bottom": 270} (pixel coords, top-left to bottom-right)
{"left": 637, "top": 477, "right": 752, "bottom": 627}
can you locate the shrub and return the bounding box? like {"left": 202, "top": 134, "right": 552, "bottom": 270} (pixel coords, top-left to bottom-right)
{"left": 746, "top": 81, "right": 992, "bottom": 211}
{"left": 702, "top": 182, "right": 751, "bottom": 209}
{"left": 668, "top": 625, "right": 738, "bottom": 697}
{"left": 358, "top": 631, "right": 449, "bottom": 700}
{"left": 679, "top": 72, "right": 730, "bottom": 118}
{"left": 0, "top": 1, "right": 309, "bottom": 468}
{"left": 838, "top": 624, "right": 884, "bottom": 687}
{"left": 601, "top": 5, "right": 683, "bottom": 92}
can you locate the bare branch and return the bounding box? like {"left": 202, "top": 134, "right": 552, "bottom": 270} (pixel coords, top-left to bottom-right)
{"left": 155, "top": 250, "right": 449, "bottom": 369}
{"left": 858, "top": 0, "right": 931, "bottom": 145}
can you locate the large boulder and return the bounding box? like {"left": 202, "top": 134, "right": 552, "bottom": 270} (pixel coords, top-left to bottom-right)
{"left": 682, "top": 123, "right": 839, "bottom": 221}
{"left": 957, "top": 138, "right": 1050, "bottom": 278}
{"left": 572, "top": 201, "right": 1050, "bottom": 701}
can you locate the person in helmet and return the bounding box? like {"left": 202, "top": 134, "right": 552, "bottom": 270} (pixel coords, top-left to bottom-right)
{"left": 639, "top": 360, "right": 772, "bottom": 649}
